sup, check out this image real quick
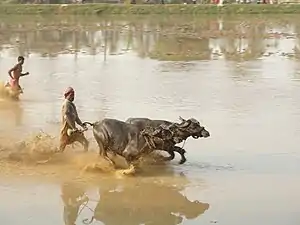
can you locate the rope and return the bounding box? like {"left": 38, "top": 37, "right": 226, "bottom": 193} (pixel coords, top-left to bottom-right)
{"left": 83, "top": 216, "right": 95, "bottom": 225}
{"left": 75, "top": 195, "right": 97, "bottom": 225}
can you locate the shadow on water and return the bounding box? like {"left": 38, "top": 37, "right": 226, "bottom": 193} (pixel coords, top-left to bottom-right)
{"left": 61, "top": 175, "right": 209, "bottom": 225}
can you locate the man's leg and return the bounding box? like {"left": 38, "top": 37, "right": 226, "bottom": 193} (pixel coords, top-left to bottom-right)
{"left": 71, "top": 132, "right": 89, "bottom": 152}
{"left": 59, "top": 134, "right": 69, "bottom": 152}
{"left": 17, "top": 85, "right": 23, "bottom": 93}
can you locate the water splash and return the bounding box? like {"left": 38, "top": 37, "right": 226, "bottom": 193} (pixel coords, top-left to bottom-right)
{"left": 0, "top": 131, "right": 171, "bottom": 179}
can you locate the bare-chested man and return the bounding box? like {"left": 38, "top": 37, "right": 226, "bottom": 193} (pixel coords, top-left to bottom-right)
{"left": 6, "top": 56, "right": 29, "bottom": 93}
{"left": 59, "top": 87, "right": 89, "bottom": 152}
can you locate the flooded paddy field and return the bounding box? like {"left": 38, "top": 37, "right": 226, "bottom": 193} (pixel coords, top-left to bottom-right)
{"left": 0, "top": 15, "right": 300, "bottom": 225}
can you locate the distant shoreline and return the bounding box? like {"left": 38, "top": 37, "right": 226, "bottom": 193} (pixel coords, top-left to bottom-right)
{"left": 0, "top": 3, "right": 300, "bottom": 15}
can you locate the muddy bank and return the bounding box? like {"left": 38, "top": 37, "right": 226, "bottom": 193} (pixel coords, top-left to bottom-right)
{"left": 0, "top": 4, "right": 300, "bottom": 15}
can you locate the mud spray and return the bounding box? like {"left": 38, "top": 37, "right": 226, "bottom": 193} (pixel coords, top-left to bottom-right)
{"left": 0, "top": 81, "right": 14, "bottom": 100}
{"left": 0, "top": 131, "right": 169, "bottom": 181}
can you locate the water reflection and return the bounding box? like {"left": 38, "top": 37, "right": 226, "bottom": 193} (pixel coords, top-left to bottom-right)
{"left": 93, "top": 179, "right": 209, "bottom": 225}
{"left": 1, "top": 16, "right": 300, "bottom": 62}
{"left": 60, "top": 173, "right": 209, "bottom": 225}
{"left": 61, "top": 181, "right": 89, "bottom": 225}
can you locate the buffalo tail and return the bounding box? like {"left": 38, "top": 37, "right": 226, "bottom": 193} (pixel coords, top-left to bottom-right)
{"left": 82, "top": 122, "right": 94, "bottom": 127}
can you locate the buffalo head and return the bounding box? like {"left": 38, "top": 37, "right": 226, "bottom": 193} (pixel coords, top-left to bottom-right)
{"left": 174, "top": 116, "right": 210, "bottom": 140}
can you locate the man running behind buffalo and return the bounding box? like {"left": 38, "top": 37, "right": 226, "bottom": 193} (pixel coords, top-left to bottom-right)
{"left": 59, "top": 87, "right": 89, "bottom": 153}
{"left": 5, "top": 56, "right": 30, "bottom": 93}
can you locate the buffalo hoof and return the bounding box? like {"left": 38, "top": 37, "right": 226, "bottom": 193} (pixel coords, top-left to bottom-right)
{"left": 116, "top": 169, "right": 135, "bottom": 177}
{"left": 179, "top": 158, "right": 186, "bottom": 164}
{"left": 119, "top": 164, "right": 136, "bottom": 176}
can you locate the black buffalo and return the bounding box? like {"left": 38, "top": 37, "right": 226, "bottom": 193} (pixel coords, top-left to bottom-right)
{"left": 126, "top": 116, "right": 210, "bottom": 164}
{"left": 82, "top": 118, "right": 180, "bottom": 173}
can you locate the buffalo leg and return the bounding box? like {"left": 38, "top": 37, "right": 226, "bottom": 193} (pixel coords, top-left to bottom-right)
{"left": 95, "top": 138, "right": 115, "bottom": 167}
{"left": 173, "top": 146, "right": 186, "bottom": 164}
{"left": 162, "top": 150, "right": 175, "bottom": 161}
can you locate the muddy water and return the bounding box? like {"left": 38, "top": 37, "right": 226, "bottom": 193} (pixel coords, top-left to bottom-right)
{"left": 0, "top": 15, "right": 300, "bottom": 225}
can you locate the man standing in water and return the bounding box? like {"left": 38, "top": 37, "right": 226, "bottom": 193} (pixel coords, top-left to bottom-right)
{"left": 59, "top": 87, "right": 89, "bottom": 153}
{"left": 6, "top": 56, "right": 29, "bottom": 93}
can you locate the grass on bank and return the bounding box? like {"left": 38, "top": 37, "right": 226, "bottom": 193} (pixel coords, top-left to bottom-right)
{"left": 0, "top": 3, "right": 299, "bottom": 15}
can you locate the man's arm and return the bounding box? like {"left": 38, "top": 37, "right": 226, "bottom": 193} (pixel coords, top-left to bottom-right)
{"left": 76, "top": 117, "right": 84, "bottom": 127}
{"left": 65, "top": 103, "right": 77, "bottom": 130}
{"left": 73, "top": 105, "right": 86, "bottom": 128}
{"left": 20, "top": 72, "right": 29, "bottom": 77}
{"left": 8, "top": 65, "right": 17, "bottom": 79}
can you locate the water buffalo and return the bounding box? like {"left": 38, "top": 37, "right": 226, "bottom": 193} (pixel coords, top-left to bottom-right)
{"left": 82, "top": 118, "right": 180, "bottom": 174}
{"left": 126, "top": 116, "right": 210, "bottom": 164}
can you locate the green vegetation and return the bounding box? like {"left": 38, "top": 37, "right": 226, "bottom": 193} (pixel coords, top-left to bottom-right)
{"left": 0, "top": 3, "right": 300, "bottom": 15}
